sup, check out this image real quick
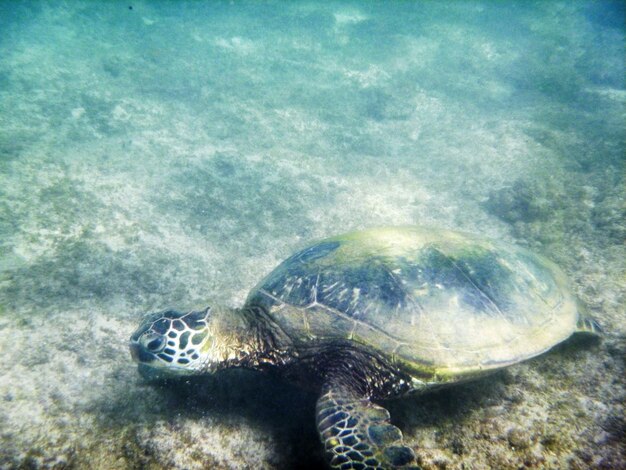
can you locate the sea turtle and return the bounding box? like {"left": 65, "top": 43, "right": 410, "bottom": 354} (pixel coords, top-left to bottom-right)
{"left": 129, "top": 226, "right": 599, "bottom": 469}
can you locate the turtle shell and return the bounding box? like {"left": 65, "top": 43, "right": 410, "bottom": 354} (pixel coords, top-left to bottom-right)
{"left": 245, "top": 227, "right": 579, "bottom": 382}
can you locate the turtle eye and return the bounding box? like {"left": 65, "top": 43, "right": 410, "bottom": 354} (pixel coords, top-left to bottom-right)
{"left": 142, "top": 334, "right": 166, "bottom": 353}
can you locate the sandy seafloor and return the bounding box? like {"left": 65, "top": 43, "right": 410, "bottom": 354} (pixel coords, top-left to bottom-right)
{"left": 0, "top": 1, "right": 624, "bottom": 469}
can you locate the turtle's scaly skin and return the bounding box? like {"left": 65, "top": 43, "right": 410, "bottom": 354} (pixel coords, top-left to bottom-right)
{"left": 130, "top": 226, "right": 594, "bottom": 469}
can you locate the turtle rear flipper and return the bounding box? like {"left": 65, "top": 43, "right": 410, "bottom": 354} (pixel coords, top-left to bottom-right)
{"left": 576, "top": 315, "right": 603, "bottom": 335}
{"left": 316, "top": 383, "right": 418, "bottom": 469}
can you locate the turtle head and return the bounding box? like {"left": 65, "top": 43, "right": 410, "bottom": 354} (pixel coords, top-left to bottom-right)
{"left": 130, "top": 306, "right": 242, "bottom": 375}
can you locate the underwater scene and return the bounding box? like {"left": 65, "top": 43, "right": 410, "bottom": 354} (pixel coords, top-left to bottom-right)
{"left": 0, "top": 1, "right": 624, "bottom": 469}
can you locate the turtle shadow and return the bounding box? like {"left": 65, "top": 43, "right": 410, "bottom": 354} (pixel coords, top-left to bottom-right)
{"left": 138, "top": 368, "right": 326, "bottom": 470}
{"left": 167, "top": 369, "right": 507, "bottom": 470}
{"left": 83, "top": 363, "right": 324, "bottom": 468}
{"left": 108, "top": 368, "right": 503, "bottom": 469}
{"left": 96, "top": 367, "right": 507, "bottom": 469}
{"left": 551, "top": 329, "right": 602, "bottom": 353}
{"left": 385, "top": 371, "right": 510, "bottom": 434}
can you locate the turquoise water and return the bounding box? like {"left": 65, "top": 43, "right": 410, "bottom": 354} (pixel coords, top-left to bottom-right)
{"left": 0, "top": 2, "right": 624, "bottom": 469}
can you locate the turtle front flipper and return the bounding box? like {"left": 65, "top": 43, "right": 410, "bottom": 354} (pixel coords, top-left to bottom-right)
{"left": 316, "top": 383, "right": 417, "bottom": 469}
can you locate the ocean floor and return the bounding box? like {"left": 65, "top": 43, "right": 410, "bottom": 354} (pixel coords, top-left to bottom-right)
{"left": 0, "top": 1, "right": 624, "bottom": 469}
